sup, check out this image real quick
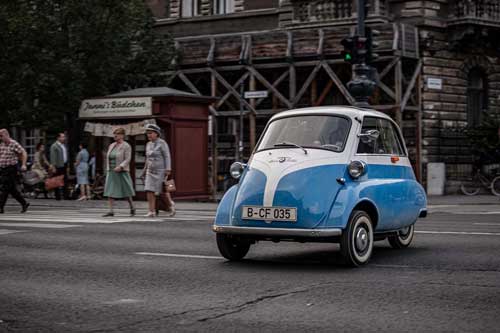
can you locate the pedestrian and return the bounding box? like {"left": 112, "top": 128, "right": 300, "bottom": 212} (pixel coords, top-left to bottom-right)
{"left": 75, "top": 142, "right": 90, "bottom": 201}
{"left": 0, "top": 129, "right": 30, "bottom": 213}
{"left": 141, "top": 124, "right": 174, "bottom": 217}
{"left": 102, "top": 127, "right": 135, "bottom": 217}
{"left": 88, "top": 151, "right": 96, "bottom": 183}
{"left": 32, "top": 142, "right": 52, "bottom": 198}
{"left": 32, "top": 142, "right": 51, "bottom": 180}
{"left": 50, "top": 133, "right": 69, "bottom": 200}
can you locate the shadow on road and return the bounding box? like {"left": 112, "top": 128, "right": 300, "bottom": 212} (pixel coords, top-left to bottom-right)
{"left": 213, "top": 245, "right": 430, "bottom": 271}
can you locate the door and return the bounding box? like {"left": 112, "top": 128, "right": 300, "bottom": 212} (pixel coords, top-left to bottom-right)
{"left": 355, "top": 116, "right": 417, "bottom": 230}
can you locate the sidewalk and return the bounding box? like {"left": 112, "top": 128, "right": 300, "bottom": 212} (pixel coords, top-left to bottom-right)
{"left": 5, "top": 195, "right": 499, "bottom": 211}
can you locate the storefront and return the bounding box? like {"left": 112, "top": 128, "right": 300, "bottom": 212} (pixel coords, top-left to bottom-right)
{"left": 78, "top": 87, "right": 214, "bottom": 200}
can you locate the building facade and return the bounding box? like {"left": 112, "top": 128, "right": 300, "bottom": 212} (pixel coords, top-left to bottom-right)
{"left": 146, "top": 0, "right": 500, "bottom": 194}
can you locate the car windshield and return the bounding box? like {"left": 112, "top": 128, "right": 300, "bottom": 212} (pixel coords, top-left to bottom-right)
{"left": 257, "top": 115, "right": 350, "bottom": 152}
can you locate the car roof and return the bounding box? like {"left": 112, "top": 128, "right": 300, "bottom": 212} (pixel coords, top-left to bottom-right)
{"left": 270, "top": 106, "right": 392, "bottom": 122}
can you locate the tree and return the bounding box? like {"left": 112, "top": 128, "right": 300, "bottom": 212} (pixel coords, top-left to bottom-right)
{"left": 0, "top": 0, "right": 176, "bottom": 129}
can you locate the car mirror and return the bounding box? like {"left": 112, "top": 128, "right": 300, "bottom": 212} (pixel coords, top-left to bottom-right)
{"left": 358, "top": 129, "right": 380, "bottom": 143}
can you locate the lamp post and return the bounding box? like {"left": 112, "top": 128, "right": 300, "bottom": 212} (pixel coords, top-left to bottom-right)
{"left": 344, "top": 0, "right": 377, "bottom": 108}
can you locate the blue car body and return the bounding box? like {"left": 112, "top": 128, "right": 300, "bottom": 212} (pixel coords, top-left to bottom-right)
{"left": 213, "top": 107, "right": 427, "bottom": 262}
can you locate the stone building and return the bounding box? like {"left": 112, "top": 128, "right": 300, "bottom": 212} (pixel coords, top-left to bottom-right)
{"left": 146, "top": 0, "right": 500, "bottom": 194}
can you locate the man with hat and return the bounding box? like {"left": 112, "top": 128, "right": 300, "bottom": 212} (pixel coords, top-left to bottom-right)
{"left": 0, "top": 129, "right": 29, "bottom": 213}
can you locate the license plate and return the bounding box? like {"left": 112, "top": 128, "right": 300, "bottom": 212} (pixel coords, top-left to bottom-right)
{"left": 242, "top": 206, "right": 297, "bottom": 222}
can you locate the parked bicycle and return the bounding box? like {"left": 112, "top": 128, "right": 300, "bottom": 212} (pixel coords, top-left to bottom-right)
{"left": 460, "top": 167, "right": 500, "bottom": 196}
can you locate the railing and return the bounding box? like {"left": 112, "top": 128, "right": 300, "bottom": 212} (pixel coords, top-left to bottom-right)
{"left": 292, "top": 0, "right": 384, "bottom": 24}
{"left": 450, "top": 0, "right": 500, "bottom": 23}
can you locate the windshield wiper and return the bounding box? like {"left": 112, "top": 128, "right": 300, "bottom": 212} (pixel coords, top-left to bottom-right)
{"left": 273, "top": 142, "right": 308, "bottom": 155}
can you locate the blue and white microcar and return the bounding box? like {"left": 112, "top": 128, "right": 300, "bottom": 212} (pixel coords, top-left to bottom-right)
{"left": 213, "top": 106, "right": 427, "bottom": 266}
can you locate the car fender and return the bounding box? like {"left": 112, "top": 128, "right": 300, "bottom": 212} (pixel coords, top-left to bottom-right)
{"left": 325, "top": 183, "right": 381, "bottom": 230}
{"left": 214, "top": 185, "right": 239, "bottom": 226}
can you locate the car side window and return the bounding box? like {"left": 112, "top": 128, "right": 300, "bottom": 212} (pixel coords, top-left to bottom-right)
{"left": 357, "top": 117, "right": 405, "bottom": 155}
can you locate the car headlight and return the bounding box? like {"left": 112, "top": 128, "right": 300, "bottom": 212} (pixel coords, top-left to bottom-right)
{"left": 230, "top": 162, "right": 246, "bottom": 179}
{"left": 348, "top": 160, "right": 367, "bottom": 179}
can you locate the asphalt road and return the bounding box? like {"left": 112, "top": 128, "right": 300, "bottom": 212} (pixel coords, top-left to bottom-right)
{"left": 0, "top": 202, "right": 499, "bottom": 332}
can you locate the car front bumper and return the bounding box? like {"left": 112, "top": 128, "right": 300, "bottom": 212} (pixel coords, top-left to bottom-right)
{"left": 212, "top": 225, "right": 342, "bottom": 238}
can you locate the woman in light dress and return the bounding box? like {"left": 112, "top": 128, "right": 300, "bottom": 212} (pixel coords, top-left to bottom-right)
{"left": 141, "top": 124, "right": 174, "bottom": 217}
{"left": 75, "top": 143, "right": 90, "bottom": 200}
{"left": 102, "top": 127, "right": 136, "bottom": 217}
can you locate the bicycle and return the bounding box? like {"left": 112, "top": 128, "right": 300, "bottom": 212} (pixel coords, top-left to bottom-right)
{"left": 460, "top": 168, "right": 500, "bottom": 196}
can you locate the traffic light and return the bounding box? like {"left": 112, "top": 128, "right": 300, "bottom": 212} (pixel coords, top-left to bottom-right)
{"left": 355, "top": 36, "right": 368, "bottom": 64}
{"left": 341, "top": 35, "right": 368, "bottom": 64}
{"left": 366, "top": 27, "right": 380, "bottom": 64}
{"left": 341, "top": 37, "right": 356, "bottom": 63}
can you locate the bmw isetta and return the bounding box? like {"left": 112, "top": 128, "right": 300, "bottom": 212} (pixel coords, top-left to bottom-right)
{"left": 213, "top": 106, "right": 427, "bottom": 266}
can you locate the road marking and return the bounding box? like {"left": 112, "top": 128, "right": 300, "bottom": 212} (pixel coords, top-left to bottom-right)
{"left": 0, "top": 229, "right": 26, "bottom": 235}
{"left": 473, "top": 223, "right": 500, "bottom": 226}
{"left": 373, "top": 264, "right": 411, "bottom": 269}
{"left": 103, "top": 299, "right": 143, "bottom": 305}
{"left": 416, "top": 230, "right": 500, "bottom": 236}
{"left": 0, "top": 210, "right": 214, "bottom": 224}
{"left": 0, "top": 216, "right": 213, "bottom": 224}
{"left": 0, "top": 216, "right": 157, "bottom": 224}
{"left": 0, "top": 223, "right": 81, "bottom": 229}
{"left": 135, "top": 252, "right": 224, "bottom": 260}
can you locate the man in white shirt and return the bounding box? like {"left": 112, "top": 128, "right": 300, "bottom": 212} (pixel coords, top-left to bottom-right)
{"left": 50, "top": 133, "right": 69, "bottom": 200}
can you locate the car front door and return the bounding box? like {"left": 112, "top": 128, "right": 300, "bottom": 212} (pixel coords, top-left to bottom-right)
{"left": 355, "top": 116, "right": 415, "bottom": 230}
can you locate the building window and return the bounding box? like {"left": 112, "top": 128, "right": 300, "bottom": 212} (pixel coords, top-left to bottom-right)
{"left": 182, "top": 0, "right": 201, "bottom": 17}
{"left": 467, "top": 68, "right": 488, "bottom": 127}
{"left": 213, "top": 0, "right": 235, "bottom": 14}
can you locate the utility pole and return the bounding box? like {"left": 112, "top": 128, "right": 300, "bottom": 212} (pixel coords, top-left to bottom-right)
{"left": 238, "top": 81, "right": 244, "bottom": 160}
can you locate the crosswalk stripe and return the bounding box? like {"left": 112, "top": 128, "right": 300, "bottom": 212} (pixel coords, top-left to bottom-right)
{"left": 0, "top": 214, "right": 214, "bottom": 224}
{"left": 0, "top": 223, "right": 81, "bottom": 228}
{"left": 0, "top": 229, "right": 26, "bottom": 235}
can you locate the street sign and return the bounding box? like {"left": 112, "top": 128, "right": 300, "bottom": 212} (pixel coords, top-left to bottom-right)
{"left": 244, "top": 91, "right": 268, "bottom": 99}
{"left": 427, "top": 78, "right": 443, "bottom": 90}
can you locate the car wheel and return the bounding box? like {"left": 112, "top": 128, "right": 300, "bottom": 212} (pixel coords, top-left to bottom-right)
{"left": 388, "top": 224, "right": 415, "bottom": 249}
{"left": 216, "top": 234, "right": 250, "bottom": 261}
{"left": 340, "top": 210, "right": 374, "bottom": 267}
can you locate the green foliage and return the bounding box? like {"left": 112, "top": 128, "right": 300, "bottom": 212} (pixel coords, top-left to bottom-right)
{"left": 0, "top": 0, "right": 176, "bottom": 129}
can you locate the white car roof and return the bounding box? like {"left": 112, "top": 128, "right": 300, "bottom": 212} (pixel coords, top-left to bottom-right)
{"left": 270, "top": 106, "right": 392, "bottom": 122}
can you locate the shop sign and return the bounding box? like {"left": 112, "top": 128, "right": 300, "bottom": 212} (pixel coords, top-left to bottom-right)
{"left": 79, "top": 97, "right": 152, "bottom": 118}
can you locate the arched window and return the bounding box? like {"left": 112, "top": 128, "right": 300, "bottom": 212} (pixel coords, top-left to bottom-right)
{"left": 467, "top": 68, "right": 488, "bottom": 127}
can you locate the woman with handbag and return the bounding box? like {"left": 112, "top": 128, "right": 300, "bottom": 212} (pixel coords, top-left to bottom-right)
{"left": 141, "top": 124, "right": 174, "bottom": 217}
{"left": 102, "top": 127, "right": 136, "bottom": 217}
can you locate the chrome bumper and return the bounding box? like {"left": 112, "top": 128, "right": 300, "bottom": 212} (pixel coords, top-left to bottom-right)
{"left": 212, "top": 225, "right": 342, "bottom": 238}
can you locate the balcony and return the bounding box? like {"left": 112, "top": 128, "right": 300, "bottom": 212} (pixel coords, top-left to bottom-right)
{"left": 289, "top": 0, "right": 387, "bottom": 27}
{"left": 449, "top": 0, "right": 500, "bottom": 28}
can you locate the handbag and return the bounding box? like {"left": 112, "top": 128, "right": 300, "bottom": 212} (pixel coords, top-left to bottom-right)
{"left": 165, "top": 179, "right": 176, "bottom": 192}
{"left": 45, "top": 175, "right": 64, "bottom": 191}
